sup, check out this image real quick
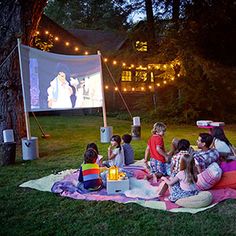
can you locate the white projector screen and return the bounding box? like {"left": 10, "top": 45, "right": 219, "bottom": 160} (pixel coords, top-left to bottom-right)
{"left": 20, "top": 45, "right": 103, "bottom": 112}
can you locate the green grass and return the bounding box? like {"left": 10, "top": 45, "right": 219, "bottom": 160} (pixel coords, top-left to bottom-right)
{"left": 1, "top": 115, "right": 236, "bottom": 236}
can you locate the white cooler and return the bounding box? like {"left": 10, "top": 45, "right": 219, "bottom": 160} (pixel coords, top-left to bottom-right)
{"left": 107, "top": 178, "right": 130, "bottom": 195}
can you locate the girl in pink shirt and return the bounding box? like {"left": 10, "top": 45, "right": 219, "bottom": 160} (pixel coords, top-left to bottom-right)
{"left": 160, "top": 153, "right": 199, "bottom": 202}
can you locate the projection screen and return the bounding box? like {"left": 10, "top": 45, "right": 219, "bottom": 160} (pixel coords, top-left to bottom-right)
{"left": 20, "top": 44, "right": 103, "bottom": 112}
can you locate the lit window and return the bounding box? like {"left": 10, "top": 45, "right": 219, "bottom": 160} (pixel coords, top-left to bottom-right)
{"left": 121, "top": 70, "right": 132, "bottom": 82}
{"left": 134, "top": 70, "right": 147, "bottom": 82}
{"left": 135, "top": 41, "right": 147, "bottom": 52}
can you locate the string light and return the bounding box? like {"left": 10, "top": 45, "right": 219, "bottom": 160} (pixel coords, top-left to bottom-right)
{"left": 35, "top": 31, "right": 182, "bottom": 74}
{"left": 34, "top": 29, "right": 183, "bottom": 92}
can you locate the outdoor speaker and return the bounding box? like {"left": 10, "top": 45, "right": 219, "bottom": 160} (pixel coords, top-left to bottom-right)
{"left": 3, "top": 129, "right": 14, "bottom": 143}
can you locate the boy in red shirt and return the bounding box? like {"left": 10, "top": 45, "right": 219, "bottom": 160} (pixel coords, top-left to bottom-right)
{"left": 144, "top": 122, "right": 170, "bottom": 183}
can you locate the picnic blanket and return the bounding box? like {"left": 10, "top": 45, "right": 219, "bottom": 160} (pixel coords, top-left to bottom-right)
{"left": 19, "top": 163, "right": 236, "bottom": 214}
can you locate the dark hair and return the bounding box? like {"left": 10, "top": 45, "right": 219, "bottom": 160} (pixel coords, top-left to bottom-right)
{"left": 86, "top": 143, "right": 99, "bottom": 154}
{"left": 110, "top": 135, "right": 121, "bottom": 151}
{"left": 84, "top": 148, "right": 98, "bottom": 164}
{"left": 180, "top": 154, "right": 197, "bottom": 184}
{"left": 122, "top": 134, "right": 132, "bottom": 144}
{"left": 199, "top": 133, "right": 213, "bottom": 148}
{"left": 211, "top": 127, "right": 231, "bottom": 146}
{"left": 177, "top": 139, "right": 190, "bottom": 152}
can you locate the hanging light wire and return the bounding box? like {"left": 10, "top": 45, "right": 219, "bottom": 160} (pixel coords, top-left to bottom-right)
{"left": 102, "top": 55, "right": 133, "bottom": 120}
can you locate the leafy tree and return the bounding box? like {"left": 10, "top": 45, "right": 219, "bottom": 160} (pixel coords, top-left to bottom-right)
{"left": 44, "top": 0, "right": 130, "bottom": 31}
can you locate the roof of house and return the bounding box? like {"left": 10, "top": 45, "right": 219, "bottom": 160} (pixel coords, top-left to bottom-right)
{"left": 68, "top": 29, "right": 127, "bottom": 52}
{"left": 38, "top": 15, "right": 86, "bottom": 54}
{"left": 39, "top": 15, "right": 127, "bottom": 54}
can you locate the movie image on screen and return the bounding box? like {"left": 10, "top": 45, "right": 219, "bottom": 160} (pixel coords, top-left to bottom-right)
{"left": 20, "top": 45, "right": 103, "bottom": 112}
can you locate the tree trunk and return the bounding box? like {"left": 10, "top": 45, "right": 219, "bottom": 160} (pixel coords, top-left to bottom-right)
{"left": 0, "top": 0, "right": 47, "bottom": 143}
{"left": 172, "top": 0, "right": 180, "bottom": 29}
{"left": 144, "top": 0, "right": 156, "bottom": 52}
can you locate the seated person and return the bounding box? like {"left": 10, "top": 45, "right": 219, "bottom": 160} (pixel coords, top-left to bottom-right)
{"left": 171, "top": 139, "right": 191, "bottom": 176}
{"left": 193, "top": 133, "right": 220, "bottom": 173}
{"left": 86, "top": 143, "right": 103, "bottom": 166}
{"left": 160, "top": 154, "right": 199, "bottom": 202}
{"left": 103, "top": 135, "right": 124, "bottom": 168}
{"left": 122, "top": 134, "right": 134, "bottom": 165}
{"left": 211, "top": 127, "right": 236, "bottom": 160}
{"left": 77, "top": 148, "right": 103, "bottom": 191}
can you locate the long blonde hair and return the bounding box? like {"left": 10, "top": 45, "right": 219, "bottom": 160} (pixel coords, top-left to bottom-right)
{"left": 180, "top": 154, "right": 197, "bottom": 184}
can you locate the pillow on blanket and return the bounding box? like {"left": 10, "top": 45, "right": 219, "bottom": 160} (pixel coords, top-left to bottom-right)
{"left": 220, "top": 160, "right": 236, "bottom": 172}
{"left": 213, "top": 170, "right": 236, "bottom": 189}
{"left": 196, "top": 162, "right": 222, "bottom": 190}
{"left": 176, "top": 191, "right": 212, "bottom": 208}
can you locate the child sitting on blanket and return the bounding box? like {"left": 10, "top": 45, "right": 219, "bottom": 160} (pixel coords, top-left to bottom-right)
{"left": 77, "top": 148, "right": 103, "bottom": 191}
{"left": 86, "top": 143, "right": 103, "bottom": 166}
{"left": 103, "top": 135, "right": 125, "bottom": 168}
{"left": 159, "top": 153, "right": 199, "bottom": 202}
{"left": 122, "top": 134, "right": 134, "bottom": 165}
{"left": 171, "top": 139, "right": 192, "bottom": 176}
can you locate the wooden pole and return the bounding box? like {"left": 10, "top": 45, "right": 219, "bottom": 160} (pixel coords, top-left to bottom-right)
{"left": 17, "top": 38, "right": 31, "bottom": 140}
{"left": 97, "top": 51, "right": 107, "bottom": 127}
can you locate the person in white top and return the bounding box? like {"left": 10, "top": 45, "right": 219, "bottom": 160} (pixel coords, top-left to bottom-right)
{"left": 103, "top": 135, "right": 125, "bottom": 168}
{"left": 211, "top": 127, "right": 235, "bottom": 158}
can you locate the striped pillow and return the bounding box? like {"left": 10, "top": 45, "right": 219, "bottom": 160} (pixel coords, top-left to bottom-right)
{"left": 196, "top": 162, "right": 222, "bottom": 190}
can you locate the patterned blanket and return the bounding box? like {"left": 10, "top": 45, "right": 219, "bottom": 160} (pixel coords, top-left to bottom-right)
{"left": 19, "top": 165, "right": 236, "bottom": 214}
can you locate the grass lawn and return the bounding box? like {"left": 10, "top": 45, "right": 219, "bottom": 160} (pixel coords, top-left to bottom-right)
{"left": 1, "top": 115, "right": 236, "bottom": 236}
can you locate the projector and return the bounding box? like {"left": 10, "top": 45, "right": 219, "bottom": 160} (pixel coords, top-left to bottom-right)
{"left": 196, "top": 120, "right": 213, "bottom": 127}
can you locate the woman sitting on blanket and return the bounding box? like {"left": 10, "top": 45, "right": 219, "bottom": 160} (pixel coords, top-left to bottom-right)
{"left": 77, "top": 148, "right": 103, "bottom": 192}
{"left": 211, "top": 127, "right": 236, "bottom": 161}
{"left": 158, "top": 153, "right": 199, "bottom": 202}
